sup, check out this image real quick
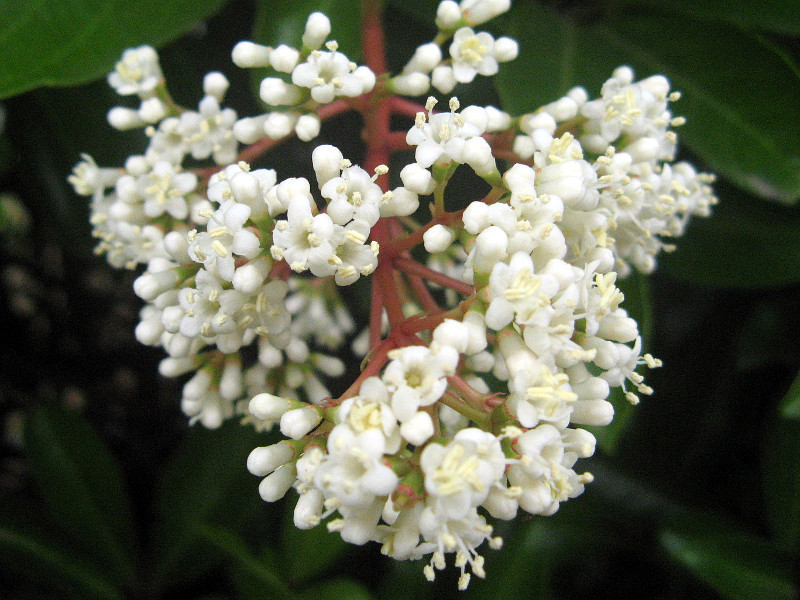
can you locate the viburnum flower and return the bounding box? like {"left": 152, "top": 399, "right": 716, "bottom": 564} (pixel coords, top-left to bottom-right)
{"left": 72, "top": 1, "right": 718, "bottom": 589}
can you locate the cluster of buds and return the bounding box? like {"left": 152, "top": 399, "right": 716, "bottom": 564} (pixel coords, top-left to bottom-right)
{"left": 70, "top": 0, "right": 716, "bottom": 588}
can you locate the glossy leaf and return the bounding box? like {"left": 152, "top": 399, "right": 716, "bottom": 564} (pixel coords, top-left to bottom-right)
{"left": 23, "top": 406, "right": 137, "bottom": 586}
{"left": 659, "top": 522, "right": 796, "bottom": 600}
{"left": 763, "top": 414, "right": 800, "bottom": 553}
{"left": 195, "top": 523, "right": 295, "bottom": 600}
{"left": 495, "top": 4, "right": 800, "bottom": 203}
{"left": 281, "top": 501, "right": 349, "bottom": 583}
{"left": 0, "top": 523, "right": 123, "bottom": 600}
{"left": 0, "top": 0, "right": 229, "bottom": 98}
{"left": 301, "top": 578, "right": 374, "bottom": 600}
{"left": 150, "top": 420, "right": 270, "bottom": 592}
{"left": 659, "top": 186, "right": 800, "bottom": 288}
{"left": 779, "top": 370, "right": 800, "bottom": 420}
{"left": 629, "top": 0, "right": 800, "bottom": 35}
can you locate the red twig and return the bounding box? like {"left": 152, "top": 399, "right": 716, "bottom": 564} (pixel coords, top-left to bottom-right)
{"left": 393, "top": 256, "right": 474, "bottom": 296}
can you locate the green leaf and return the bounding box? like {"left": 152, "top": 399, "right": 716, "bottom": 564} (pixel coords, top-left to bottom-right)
{"left": 0, "top": 0, "right": 229, "bottom": 98}
{"left": 150, "top": 420, "right": 272, "bottom": 593}
{"left": 0, "top": 523, "right": 123, "bottom": 600}
{"left": 23, "top": 406, "right": 137, "bottom": 586}
{"left": 589, "top": 11, "right": 800, "bottom": 203}
{"left": 493, "top": 2, "right": 581, "bottom": 115}
{"left": 496, "top": 4, "right": 800, "bottom": 203}
{"left": 195, "top": 523, "right": 296, "bottom": 600}
{"left": 763, "top": 414, "right": 800, "bottom": 553}
{"left": 301, "top": 578, "right": 374, "bottom": 600}
{"left": 659, "top": 185, "right": 800, "bottom": 288}
{"left": 281, "top": 501, "right": 349, "bottom": 583}
{"left": 629, "top": 0, "right": 800, "bottom": 35}
{"left": 659, "top": 522, "right": 796, "bottom": 600}
{"left": 779, "top": 370, "right": 800, "bottom": 420}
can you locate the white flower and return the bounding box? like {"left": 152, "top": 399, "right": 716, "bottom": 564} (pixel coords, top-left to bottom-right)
{"left": 292, "top": 41, "right": 373, "bottom": 104}
{"left": 140, "top": 161, "right": 197, "bottom": 220}
{"left": 320, "top": 164, "right": 383, "bottom": 226}
{"left": 180, "top": 95, "right": 238, "bottom": 165}
{"left": 271, "top": 197, "right": 341, "bottom": 276}
{"left": 188, "top": 200, "right": 261, "bottom": 281}
{"left": 421, "top": 428, "right": 506, "bottom": 519}
{"left": 449, "top": 28, "right": 498, "bottom": 83}
{"left": 406, "top": 98, "right": 491, "bottom": 170}
{"left": 383, "top": 345, "right": 453, "bottom": 421}
{"left": 108, "top": 45, "right": 162, "bottom": 97}
{"left": 315, "top": 425, "right": 399, "bottom": 508}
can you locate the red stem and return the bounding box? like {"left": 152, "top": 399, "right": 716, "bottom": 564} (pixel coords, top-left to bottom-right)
{"left": 389, "top": 96, "right": 428, "bottom": 117}
{"left": 393, "top": 256, "right": 474, "bottom": 296}
{"left": 406, "top": 272, "right": 441, "bottom": 314}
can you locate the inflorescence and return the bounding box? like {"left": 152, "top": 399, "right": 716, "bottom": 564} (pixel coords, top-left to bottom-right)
{"left": 70, "top": 0, "right": 716, "bottom": 588}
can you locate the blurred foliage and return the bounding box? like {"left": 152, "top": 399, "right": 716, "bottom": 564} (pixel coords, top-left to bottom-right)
{"left": 2, "top": 0, "right": 800, "bottom": 599}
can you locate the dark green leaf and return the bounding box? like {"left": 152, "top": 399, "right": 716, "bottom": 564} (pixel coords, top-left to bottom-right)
{"left": 629, "top": 0, "right": 800, "bottom": 35}
{"left": 763, "top": 414, "right": 800, "bottom": 553}
{"left": 0, "top": 0, "right": 229, "bottom": 98}
{"left": 150, "top": 420, "right": 272, "bottom": 592}
{"left": 23, "top": 406, "right": 137, "bottom": 586}
{"left": 493, "top": 2, "right": 581, "bottom": 115}
{"left": 659, "top": 185, "right": 800, "bottom": 288}
{"left": 281, "top": 501, "right": 349, "bottom": 583}
{"left": 779, "top": 370, "right": 800, "bottom": 420}
{"left": 195, "top": 523, "right": 296, "bottom": 600}
{"left": 589, "top": 11, "right": 800, "bottom": 203}
{"left": 659, "top": 522, "right": 796, "bottom": 600}
{"left": 0, "top": 523, "right": 123, "bottom": 600}
{"left": 301, "top": 578, "right": 373, "bottom": 600}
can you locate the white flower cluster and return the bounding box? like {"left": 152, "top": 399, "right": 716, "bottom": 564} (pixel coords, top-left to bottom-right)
{"left": 232, "top": 12, "right": 375, "bottom": 142}
{"left": 71, "top": 0, "right": 716, "bottom": 588}
{"left": 392, "top": 0, "right": 518, "bottom": 96}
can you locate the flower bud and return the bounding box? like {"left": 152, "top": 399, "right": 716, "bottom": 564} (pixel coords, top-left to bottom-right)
{"left": 258, "top": 463, "right": 297, "bottom": 501}
{"left": 400, "top": 411, "right": 434, "bottom": 446}
{"left": 399, "top": 163, "right": 434, "bottom": 195}
{"left": 233, "top": 115, "right": 269, "bottom": 144}
{"left": 570, "top": 399, "right": 614, "bottom": 426}
{"left": 431, "top": 65, "right": 456, "bottom": 94}
{"left": 158, "top": 357, "right": 195, "bottom": 377}
{"left": 473, "top": 225, "right": 508, "bottom": 273}
{"left": 391, "top": 72, "right": 431, "bottom": 96}
{"left": 232, "top": 41, "right": 271, "bottom": 68}
{"left": 133, "top": 270, "right": 179, "bottom": 301}
{"left": 312, "top": 144, "right": 344, "bottom": 187}
{"left": 354, "top": 66, "right": 377, "bottom": 93}
{"left": 435, "top": 0, "right": 461, "bottom": 29}
{"left": 406, "top": 42, "right": 443, "bottom": 73}
{"left": 493, "top": 36, "right": 518, "bottom": 62}
{"left": 107, "top": 106, "right": 145, "bottom": 130}
{"left": 485, "top": 106, "right": 511, "bottom": 131}
{"left": 264, "top": 111, "right": 297, "bottom": 139}
{"left": 462, "top": 0, "right": 511, "bottom": 26}
{"left": 269, "top": 44, "right": 300, "bottom": 73}
{"left": 280, "top": 406, "right": 323, "bottom": 439}
{"left": 219, "top": 360, "right": 243, "bottom": 401}
{"left": 138, "top": 97, "right": 168, "bottom": 123}
{"left": 163, "top": 231, "right": 190, "bottom": 263}
{"left": 294, "top": 489, "right": 324, "bottom": 528}
{"left": 259, "top": 78, "right": 303, "bottom": 106}
{"left": 381, "top": 187, "right": 419, "bottom": 217}
{"left": 232, "top": 259, "right": 269, "bottom": 293}
{"left": 295, "top": 113, "right": 320, "bottom": 141}
{"left": 433, "top": 319, "right": 469, "bottom": 353}
{"left": 302, "top": 12, "right": 331, "bottom": 49}
{"left": 203, "top": 71, "right": 230, "bottom": 101}
{"left": 423, "top": 224, "right": 454, "bottom": 254}
{"left": 248, "top": 441, "right": 295, "bottom": 476}
{"left": 135, "top": 318, "right": 163, "bottom": 346}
